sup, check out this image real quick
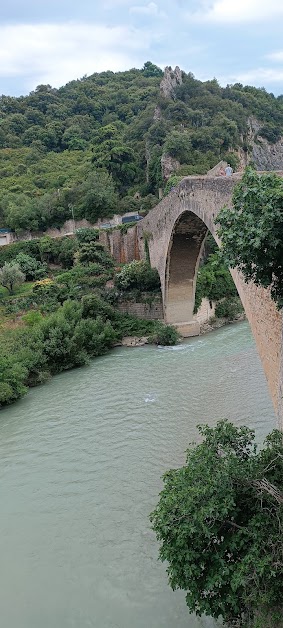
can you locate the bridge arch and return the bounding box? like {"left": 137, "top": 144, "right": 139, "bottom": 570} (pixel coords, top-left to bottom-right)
{"left": 165, "top": 210, "right": 208, "bottom": 331}
{"left": 137, "top": 176, "right": 283, "bottom": 425}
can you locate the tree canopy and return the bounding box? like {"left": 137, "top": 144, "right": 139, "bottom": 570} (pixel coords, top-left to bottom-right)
{"left": 150, "top": 420, "right": 283, "bottom": 627}
{"left": 0, "top": 66, "right": 283, "bottom": 233}
{"left": 216, "top": 168, "right": 283, "bottom": 308}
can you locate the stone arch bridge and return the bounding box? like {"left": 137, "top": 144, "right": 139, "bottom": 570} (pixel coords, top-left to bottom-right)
{"left": 136, "top": 175, "right": 283, "bottom": 426}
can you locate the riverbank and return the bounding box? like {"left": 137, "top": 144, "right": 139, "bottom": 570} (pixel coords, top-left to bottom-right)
{"left": 118, "top": 313, "right": 247, "bottom": 347}
{"left": 199, "top": 312, "right": 246, "bottom": 335}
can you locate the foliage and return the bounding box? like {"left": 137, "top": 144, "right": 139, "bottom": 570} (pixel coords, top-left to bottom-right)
{"left": 0, "top": 262, "right": 25, "bottom": 294}
{"left": 150, "top": 322, "right": 180, "bottom": 346}
{"left": 216, "top": 168, "right": 283, "bottom": 308}
{"left": 142, "top": 61, "right": 163, "bottom": 78}
{"left": 0, "top": 242, "right": 166, "bottom": 406}
{"left": 115, "top": 260, "right": 160, "bottom": 292}
{"left": 215, "top": 296, "right": 243, "bottom": 320}
{"left": 14, "top": 252, "right": 48, "bottom": 280}
{"left": 76, "top": 227, "right": 99, "bottom": 243}
{"left": 164, "top": 175, "right": 183, "bottom": 196}
{"left": 0, "top": 355, "right": 28, "bottom": 406}
{"left": 0, "top": 238, "right": 43, "bottom": 266}
{"left": 81, "top": 293, "right": 116, "bottom": 321}
{"left": 0, "top": 67, "right": 283, "bottom": 232}
{"left": 194, "top": 251, "right": 238, "bottom": 314}
{"left": 113, "top": 313, "right": 157, "bottom": 339}
{"left": 150, "top": 420, "right": 283, "bottom": 627}
{"left": 21, "top": 310, "right": 44, "bottom": 327}
{"left": 77, "top": 241, "right": 114, "bottom": 268}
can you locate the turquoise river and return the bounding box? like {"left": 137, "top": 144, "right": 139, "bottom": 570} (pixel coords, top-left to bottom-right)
{"left": 0, "top": 321, "right": 276, "bottom": 628}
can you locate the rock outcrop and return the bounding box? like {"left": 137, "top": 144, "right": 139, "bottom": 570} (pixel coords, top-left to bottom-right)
{"left": 247, "top": 116, "right": 283, "bottom": 171}
{"left": 161, "top": 153, "right": 181, "bottom": 179}
{"left": 160, "top": 66, "right": 183, "bottom": 99}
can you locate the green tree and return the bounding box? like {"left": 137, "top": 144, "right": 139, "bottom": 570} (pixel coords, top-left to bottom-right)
{"left": 76, "top": 171, "right": 118, "bottom": 223}
{"left": 0, "top": 355, "right": 28, "bottom": 406}
{"left": 14, "top": 253, "right": 47, "bottom": 280}
{"left": 142, "top": 61, "right": 163, "bottom": 78}
{"left": 164, "top": 130, "right": 192, "bottom": 163}
{"left": 0, "top": 262, "right": 25, "bottom": 294}
{"left": 150, "top": 421, "right": 283, "bottom": 627}
{"left": 216, "top": 167, "right": 283, "bottom": 308}
{"left": 78, "top": 241, "right": 114, "bottom": 268}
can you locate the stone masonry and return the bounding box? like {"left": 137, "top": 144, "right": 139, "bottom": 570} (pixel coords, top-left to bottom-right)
{"left": 136, "top": 175, "right": 283, "bottom": 428}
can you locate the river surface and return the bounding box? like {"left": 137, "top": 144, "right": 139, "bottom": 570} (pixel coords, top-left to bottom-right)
{"left": 0, "top": 321, "right": 276, "bottom": 628}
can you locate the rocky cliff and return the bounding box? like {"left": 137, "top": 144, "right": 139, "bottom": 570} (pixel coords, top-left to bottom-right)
{"left": 248, "top": 117, "right": 283, "bottom": 171}
{"left": 160, "top": 66, "right": 183, "bottom": 99}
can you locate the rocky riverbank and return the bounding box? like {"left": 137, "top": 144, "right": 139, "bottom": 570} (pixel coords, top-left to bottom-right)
{"left": 118, "top": 313, "right": 247, "bottom": 347}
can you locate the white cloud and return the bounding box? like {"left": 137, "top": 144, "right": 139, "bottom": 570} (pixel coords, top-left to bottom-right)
{"left": 130, "top": 2, "right": 163, "bottom": 16}
{"left": 267, "top": 50, "right": 283, "bottom": 62}
{"left": 232, "top": 67, "right": 283, "bottom": 85}
{"left": 0, "top": 22, "right": 153, "bottom": 91}
{"left": 191, "top": 0, "right": 283, "bottom": 23}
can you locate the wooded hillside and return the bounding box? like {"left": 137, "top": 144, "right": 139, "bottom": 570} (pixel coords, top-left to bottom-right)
{"left": 0, "top": 61, "right": 282, "bottom": 233}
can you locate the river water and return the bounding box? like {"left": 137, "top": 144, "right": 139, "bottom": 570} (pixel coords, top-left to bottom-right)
{"left": 0, "top": 321, "right": 276, "bottom": 628}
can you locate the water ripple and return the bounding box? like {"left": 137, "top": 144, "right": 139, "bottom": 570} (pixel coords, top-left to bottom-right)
{"left": 0, "top": 321, "right": 276, "bottom": 628}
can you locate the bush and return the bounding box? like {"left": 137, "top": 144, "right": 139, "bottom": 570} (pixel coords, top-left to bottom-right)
{"left": 0, "top": 355, "right": 28, "bottom": 406}
{"left": 215, "top": 296, "right": 243, "bottom": 319}
{"left": 194, "top": 252, "right": 238, "bottom": 314}
{"left": 22, "top": 310, "right": 44, "bottom": 327}
{"left": 150, "top": 322, "right": 180, "bottom": 346}
{"left": 113, "top": 313, "right": 156, "bottom": 338}
{"left": 75, "top": 227, "right": 99, "bottom": 244}
{"left": 81, "top": 294, "right": 116, "bottom": 321}
{"left": 115, "top": 260, "right": 160, "bottom": 292}
{"left": 78, "top": 242, "right": 114, "bottom": 268}
{"left": 14, "top": 252, "right": 48, "bottom": 280}
{"left": 164, "top": 175, "right": 183, "bottom": 196}
{"left": 0, "top": 239, "right": 42, "bottom": 266}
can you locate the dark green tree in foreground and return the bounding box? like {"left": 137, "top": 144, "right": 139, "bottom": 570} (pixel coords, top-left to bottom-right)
{"left": 150, "top": 421, "right": 283, "bottom": 627}
{"left": 216, "top": 167, "right": 283, "bottom": 308}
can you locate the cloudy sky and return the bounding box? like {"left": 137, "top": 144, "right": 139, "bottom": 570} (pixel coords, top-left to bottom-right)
{"left": 1, "top": 0, "right": 283, "bottom": 96}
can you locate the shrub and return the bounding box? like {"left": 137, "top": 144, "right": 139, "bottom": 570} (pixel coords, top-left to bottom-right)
{"left": 81, "top": 294, "right": 116, "bottom": 321}
{"left": 22, "top": 310, "right": 44, "bottom": 327}
{"left": 115, "top": 260, "right": 160, "bottom": 292}
{"left": 194, "top": 252, "right": 238, "bottom": 314}
{"left": 78, "top": 242, "right": 114, "bottom": 268}
{"left": 164, "top": 175, "right": 183, "bottom": 196}
{"left": 14, "top": 252, "right": 48, "bottom": 280}
{"left": 113, "top": 313, "right": 156, "bottom": 338}
{"left": 0, "top": 355, "right": 28, "bottom": 406}
{"left": 215, "top": 296, "right": 243, "bottom": 319}
{"left": 0, "top": 239, "right": 42, "bottom": 266}
{"left": 76, "top": 227, "right": 99, "bottom": 244}
{"left": 150, "top": 322, "right": 180, "bottom": 346}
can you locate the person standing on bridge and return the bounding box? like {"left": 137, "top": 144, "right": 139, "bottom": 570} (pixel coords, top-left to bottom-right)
{"left": 225, "top": 164, "right": 233, "bottom": 177}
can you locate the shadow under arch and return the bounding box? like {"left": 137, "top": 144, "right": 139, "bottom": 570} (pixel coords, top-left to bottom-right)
{"left": 164, "top": 210, "right": 209, "bottom": 332}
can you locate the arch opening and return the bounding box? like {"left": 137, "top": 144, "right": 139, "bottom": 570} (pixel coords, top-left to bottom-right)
{"left": 164, "top": 211, "right": 208, "bottom": 336}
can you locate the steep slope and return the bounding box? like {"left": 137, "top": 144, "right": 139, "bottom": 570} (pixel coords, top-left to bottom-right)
{"left": 0, "top": 62, "right": 282, "bottom": 233}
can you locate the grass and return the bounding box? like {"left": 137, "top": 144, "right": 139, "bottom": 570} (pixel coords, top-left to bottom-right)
{"left": 0, "top": 281, "right": 35, "bottom": 300}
